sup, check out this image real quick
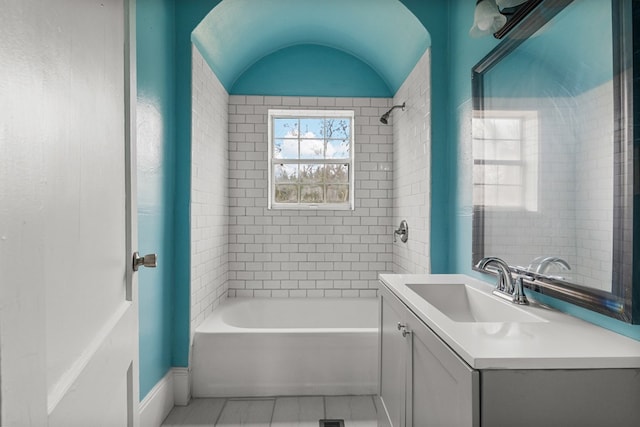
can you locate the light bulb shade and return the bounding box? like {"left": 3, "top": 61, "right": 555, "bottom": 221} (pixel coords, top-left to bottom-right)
{"left": 469, "top": 0, "right": 507, "bottom": 38}
{"left": 495, "top": 0, "right": 529, "bottom": 9}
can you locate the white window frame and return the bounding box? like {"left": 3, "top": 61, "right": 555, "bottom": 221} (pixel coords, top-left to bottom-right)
{"left": 472, "top": 109, "right": 539, "bottom": 212}
{"left": 268, "top": 109, "right": 355, "bottom": 210}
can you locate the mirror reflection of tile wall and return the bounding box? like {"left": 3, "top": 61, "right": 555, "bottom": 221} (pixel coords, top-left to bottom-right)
{"left": 476, "top": 80, "right": 613, "bottom": 291}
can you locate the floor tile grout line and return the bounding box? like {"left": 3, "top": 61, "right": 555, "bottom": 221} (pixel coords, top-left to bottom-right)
{"left": 323, "top": 395, "right": 327, "bottom": 420}
{"left": 168, "top": 395, "right": 380, "bottom": 427}
{"left": 268, "top": 396, "right": 276, "bottom": 426}
{"left": 213, "top": 398, "right": 228, "bottom": 426}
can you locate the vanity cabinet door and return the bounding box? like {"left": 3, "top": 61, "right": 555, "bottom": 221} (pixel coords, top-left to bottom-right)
{"left": 379, "top": 288, "right": 409, "bottom": 427}
{"left": 406, "top": 310, "right": 480, "bottom": 427}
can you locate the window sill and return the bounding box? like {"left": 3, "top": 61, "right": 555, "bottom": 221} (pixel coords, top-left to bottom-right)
{"left": 269, "top": 203, "right": 354, "bottom": 211}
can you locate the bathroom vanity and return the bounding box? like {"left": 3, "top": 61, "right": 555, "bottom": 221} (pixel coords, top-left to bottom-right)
{"left": 378, "top": 274, "right": 640, "bottom": 427}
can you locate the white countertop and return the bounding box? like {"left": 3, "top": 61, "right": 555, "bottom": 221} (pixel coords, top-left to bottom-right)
{"left": 379, "top": 273, "right": 640, "bottom": 370}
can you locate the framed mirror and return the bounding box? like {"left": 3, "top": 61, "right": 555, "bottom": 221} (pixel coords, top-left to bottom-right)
{"left": 471, "top": 0, "right": 639, "bottom": 323}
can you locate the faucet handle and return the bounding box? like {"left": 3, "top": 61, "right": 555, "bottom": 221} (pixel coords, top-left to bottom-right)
{"left": 512, "top": 276, "right": 529, "bottom": 305}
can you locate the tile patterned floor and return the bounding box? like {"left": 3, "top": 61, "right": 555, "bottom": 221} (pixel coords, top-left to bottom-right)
{"left": 162, "top": 395, "right": 388, "bottom": 427}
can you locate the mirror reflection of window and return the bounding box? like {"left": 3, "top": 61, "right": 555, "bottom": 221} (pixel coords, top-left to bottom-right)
{"left": 472, "top": 110, "right": 539, "bottom": 212}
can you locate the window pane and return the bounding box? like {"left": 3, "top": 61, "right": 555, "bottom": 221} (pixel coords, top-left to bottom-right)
{"left": 325, "top": 164, "right": 349, "bottom": 183}
{"left": 274, "top": 164, "right": 298, "bottom": 183}
{"left": 483, "top": 165, "right": 498, "bottom": 185}
{"left": 472, "top": 138, "right": 484, "bottom": 158}
{"left": 473, "top": 164, "right": 485, "bottom": 185}
{"left": 473, "top": 138, "right": 498, "bottom": 160}
{"left": 483, "top": 185, "right": 498, "bottom": 207}
{"left": 497, "top": 185, "right": 521, "bottom": 207}
{"left": 495, "top": 140, "right": 521, "bottom": 161}
{"left": 274, "top": 118, "right": 299, "bottom": 138}
{"left": 268, "top": 110, "right": 353, "bottom": 209}
{"left": 498, "top": 165, "right": 522, "bottom": 185}
{"left": 274, "top": 139, "right": 298, "bottom": 159}
{"left": 473, "top": 184, "right": 484, "bottom": 206}
{"left": 326, "top": 185, "right": 349, "bottom": 203}
{"left": 300, "top": 185, "right": 324, "bottom": 203}
{"left": 472, "top": 117, "right": 485, "bottom": 138}
{"left": 484, "top": 118, "right": 520, "bottom": 140}
{"left": 325, "top": 118, "right": 350, "bottom": 139}
{"left": 326, "top": 139, "right": 350, "bottom": 159}
{"left": 299, "top": 139, "right": 325, "bottom": 159}
{"left": 299, "top": 164, "right": 324, "bottom": 182}
{"left": 494, "top": 118, "right": 521, "bottom": 140}
{"left": 300, "top": 118, "right": 324, "bottom": 138}
{"left": 275, "top": 184, "right": 298, "bottom": 203}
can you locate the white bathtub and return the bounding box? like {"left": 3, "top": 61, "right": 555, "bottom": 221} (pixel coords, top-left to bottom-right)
{"left": 191, "top": 297, "right": 379, "bottom": 397}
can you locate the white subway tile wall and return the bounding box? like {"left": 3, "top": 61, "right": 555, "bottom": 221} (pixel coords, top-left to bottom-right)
{"left": 227, "top": 95, "right": 395, "bottom": 297}
{"left": 482, "top": 82, "right": 614, "bottom": 291}
{"left": 392, "top": 50, "right": 432, "bottom": 274}
{"left": 574, "top": 81, "right": 613, "bottom": 290}
{"left": 483, "top": 96, "right": 578, "bottom": 272}
{"left": 190, "top": 48, "right": 433, "bottom": 305}
{"left": 191, "top": 46, "right": 229, "bottom": 334}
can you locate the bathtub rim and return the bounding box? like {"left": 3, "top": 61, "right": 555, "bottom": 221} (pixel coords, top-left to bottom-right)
{"left": 195, "top": 296, "right": 379, "bottom": 334}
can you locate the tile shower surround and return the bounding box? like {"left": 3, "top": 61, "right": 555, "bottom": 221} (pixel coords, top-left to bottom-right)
{"left": 191, "top": 47, "right": 229, "bottom": 330}
{"left": 392, "top": 50, "right": 431, "bottom": 275}
{"left": 191, "top": 47, "right": 433, "bottom": 334}
{"left": 226, "top": 95, "right": 395, "bottom": 298}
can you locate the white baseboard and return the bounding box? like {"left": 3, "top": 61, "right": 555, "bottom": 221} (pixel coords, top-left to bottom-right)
{"left": 139, "top": 368, "right": 191, "bottom": 427}
{"left": 172, "top": 367, "right": 191, "bottom": 406}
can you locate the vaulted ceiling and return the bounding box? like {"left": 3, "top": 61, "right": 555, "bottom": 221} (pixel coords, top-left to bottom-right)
{"left": 191, "top": 0, "right": 430, "bottom": 95}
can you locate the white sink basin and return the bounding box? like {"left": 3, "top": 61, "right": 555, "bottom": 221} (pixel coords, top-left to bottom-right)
{"left": 406, "top": 283, "right": 545, "bottom": 323}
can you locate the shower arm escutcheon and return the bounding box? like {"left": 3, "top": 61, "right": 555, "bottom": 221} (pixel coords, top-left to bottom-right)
{"left": 394, "top": 220, "right": 409, "bottom": 243}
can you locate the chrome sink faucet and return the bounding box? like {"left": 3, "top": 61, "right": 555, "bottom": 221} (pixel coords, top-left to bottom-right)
{"left": 475, "top": 257, "right": 529, "bottom": 305}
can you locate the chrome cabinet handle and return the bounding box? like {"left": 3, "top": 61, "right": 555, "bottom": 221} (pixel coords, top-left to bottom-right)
{"left": 132, "top": 252, "right": 157, "bottom": 271}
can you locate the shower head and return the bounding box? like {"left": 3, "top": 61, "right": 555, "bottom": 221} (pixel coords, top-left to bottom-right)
{"left": 379, "top": 102, "right": 406, "bottom": 124}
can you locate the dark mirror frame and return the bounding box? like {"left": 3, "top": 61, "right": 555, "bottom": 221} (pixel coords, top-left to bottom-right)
{"left": 471, "top": 0, "right": 640, "bottom": 324}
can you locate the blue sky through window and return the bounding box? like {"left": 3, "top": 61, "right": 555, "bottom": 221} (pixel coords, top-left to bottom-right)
{"left": 273, "top": 117, "right": 350, "bottom": 160}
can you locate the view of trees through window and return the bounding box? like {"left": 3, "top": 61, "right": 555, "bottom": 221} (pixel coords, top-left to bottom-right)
{"left": 269, "top": 111, "right": 354, "bottom": 208}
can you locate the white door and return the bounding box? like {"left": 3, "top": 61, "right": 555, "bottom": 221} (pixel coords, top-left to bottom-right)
{"left": 0, "top": 0, "right": 140, "bottom": 426}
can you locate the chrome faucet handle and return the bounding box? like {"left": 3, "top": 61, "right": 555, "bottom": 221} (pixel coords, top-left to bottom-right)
{"left": 511, "top": 276, "right": 529, "bottom": 305}
{"left": 393, "top": 220, "right": 409, "bottom": 243}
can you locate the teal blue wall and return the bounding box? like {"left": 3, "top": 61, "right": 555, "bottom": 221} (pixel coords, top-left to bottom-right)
{"left": 137, "top": 0, "right": 640, "bottom": 399}
{"left": 484, "top": 0, "right": 613, "bottom": 99}
{"left": 448, "top": 0, "right": 640, "bottom": 341}
{"left": 173, "top": 0, "right": 221, "bottom": 370}
{"left": 136, "top": 0, "right": 177, "bottom": 399}
{"left": 399, "top": 0, "right": 450, "bottom": 274}
{"left": 231, "top": 44, "right": 392, "bottom": 97}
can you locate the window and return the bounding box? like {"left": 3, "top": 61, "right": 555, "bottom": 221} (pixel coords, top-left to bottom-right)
{"left": 268, "top": 109, "right": 354, "bottom": 210}
{"left": 472, "top": 110, "right": 539, "bottom": 211}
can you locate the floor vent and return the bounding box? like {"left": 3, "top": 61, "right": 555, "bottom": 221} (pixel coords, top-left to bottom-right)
{"left": 319, "top": 420, "right": 345, "bottom": 427}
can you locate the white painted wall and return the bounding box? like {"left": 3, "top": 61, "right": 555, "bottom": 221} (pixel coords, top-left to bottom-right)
{"left": 392, "top": 49, "right": 432, "bottom": 274}
{"left": 191, "top": 46, "right": 230, "bottom": 334}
